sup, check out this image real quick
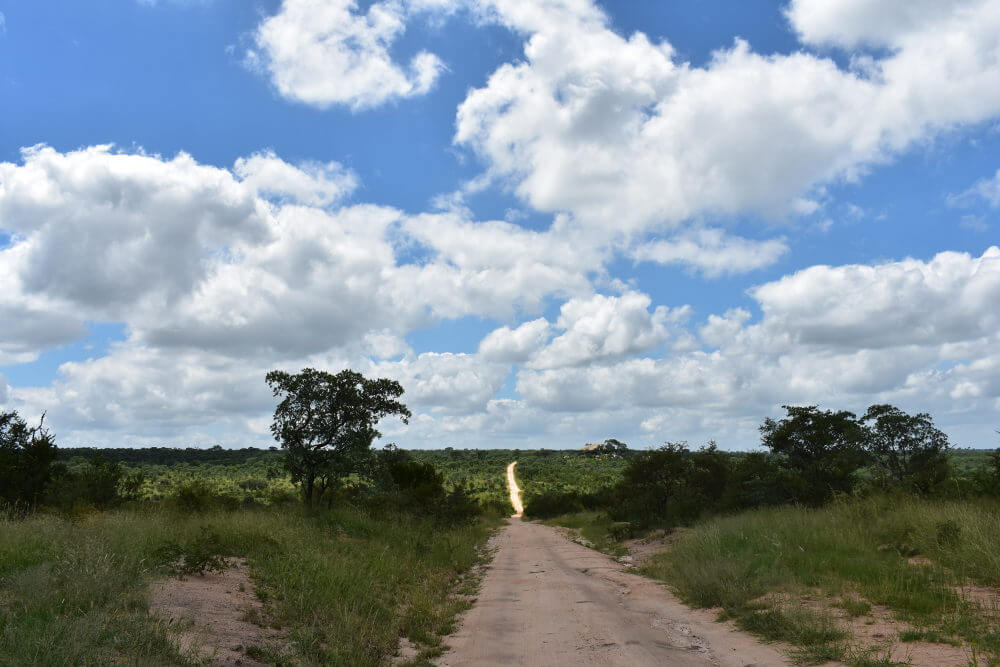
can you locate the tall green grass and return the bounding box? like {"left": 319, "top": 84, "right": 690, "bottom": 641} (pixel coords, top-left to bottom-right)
{"left": 642, "top": 495, "right": 1000, "bottom": 663}
{"left": 0, "top": 506, "right": 499, "bottom": 665}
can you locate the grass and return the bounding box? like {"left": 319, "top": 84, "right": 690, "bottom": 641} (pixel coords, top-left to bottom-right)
{"left": 541, "top": 511, "right": 630, "bottom": 557}
{"left": 640, "top": 495, "right": 1000, "bottom": 664}
{"left": 0, "top": 505, "right": 500, "bottom": 665}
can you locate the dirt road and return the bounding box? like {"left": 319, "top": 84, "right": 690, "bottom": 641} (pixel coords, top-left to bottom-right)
{"left": 506, "top": 461, "right": 524, "bottom": 517}
{"left": 438, "top": 467, "right": 790, "bottom": 666}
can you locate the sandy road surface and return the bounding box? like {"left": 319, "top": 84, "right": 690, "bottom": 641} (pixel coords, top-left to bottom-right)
{"left": 507, "top": 461, "right": 524, "bottom": 517}
{"left": 438, "top": 464, "right": 790, "bottom": 666}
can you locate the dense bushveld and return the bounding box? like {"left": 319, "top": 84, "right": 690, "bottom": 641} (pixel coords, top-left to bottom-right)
{"left": 48, "top": 445, "right": 638, "bottom": 514}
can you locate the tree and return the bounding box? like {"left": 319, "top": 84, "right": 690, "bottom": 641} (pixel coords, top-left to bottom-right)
{"left": 760, "top": 405, "right": 868, "bottom": 506}
{"left": 860, "top": 404, "right": 951, "bottom": 493}
{"left": 584, "top": 439, "right": 628, "bottom": 457}
{"left": 0, "top": 410, "right": 58, "bottom": 506}
{"left": 266, "top": 368, "right": 411, "bottom": 507}
{"left": 610, "top": 442, "right": 729, "bottom": 528}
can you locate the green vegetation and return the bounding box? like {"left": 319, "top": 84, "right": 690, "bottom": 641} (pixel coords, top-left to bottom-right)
{"left": 5, "top": 388, "right": 998, "bottom": 666}
{"left": 2, "top": 396, "right": 503, "bottom": 666}
{"left": 642, "top": 496, "right": 1000, "bottom": 664}
{"left": 518, "top": 406, "right": 1000, "bottom": 663}
{"left": 0, "top": 504, "right": 499, "bottom": 665}
{"left": 266, "top": 368, "right": 411, "bottom": 506}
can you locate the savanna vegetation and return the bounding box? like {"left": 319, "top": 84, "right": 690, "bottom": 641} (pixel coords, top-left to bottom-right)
{"left": 523, "top": 406, "right": 1000, "bottom": 664}
{"left": 0, "top": 369, "right": 504, "bottom": 666}
{"left": 5, "top": 382, "right": 999, "bottom": 665}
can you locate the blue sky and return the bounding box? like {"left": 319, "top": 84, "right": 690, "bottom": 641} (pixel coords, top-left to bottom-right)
{"left": 0, "top": 0, "right": 998, "bottom": 450}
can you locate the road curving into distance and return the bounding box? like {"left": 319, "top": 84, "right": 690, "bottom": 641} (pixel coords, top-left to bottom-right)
{"left": 437, "top": 463, "right": 791, "bottom": 666}
{"left": 506, "top": 461, "right": 524, "bottom": 517}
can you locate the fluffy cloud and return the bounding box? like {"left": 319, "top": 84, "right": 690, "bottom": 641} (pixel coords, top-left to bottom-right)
{"left": 0, "top": 146, "right": 601, "bottom": 362}
{"left": 514, "top": 248, "right": 1000, "bottom": 434}
{"left": 233, "top": 151, "right": 358, "bottom": 207}
{"left": 785, "top": 0, "right": 986, "bottom": 48}
{"left": 478, "top": 318, "right": 550, "bottom": 363}
{"left": 530, "top": 292, "right": 686, "bottom": 369}
{"left": 11, "top": 344, "right": 276, "bottom": 442}
{"left": 0, "top": 145, "right": 270, "bottom": 320}
{"left": 477, "top": 291, "right": 690, "bottom": 370}
{"left": 750, "top": 247, "right": 1000, "bottom": 349}
{"left": 396, "top": 212, "right": 598, "bottom": 318}
{"left": 632, "top": 229, "right": 788, "bottom": 277}
{"left": 247, "top": 0, "right": 448, "bottom": 110}
{"left": 371, "top": 352, "right": 509, "bottom": 415}
{"left": 455, "top": 0, "right": 1000, "bottom": 234}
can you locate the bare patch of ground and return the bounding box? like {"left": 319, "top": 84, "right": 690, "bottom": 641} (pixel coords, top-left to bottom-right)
{"left": 753, "top": 590, "right": 977, "bottom": 666}
{"left": 957, "top": 584, "right": 1000, "bottom": 619}
{"left": 622, "top": 527, "right": 691, "bottom": 567}
{"left": 393, "top": 637, "right": 421, "bottom": 665}
{"left": 842, "top": 601, "right": 972, "bottom": 666}
{"left": 149, "top": 558, "right": 284, "bottom": 666}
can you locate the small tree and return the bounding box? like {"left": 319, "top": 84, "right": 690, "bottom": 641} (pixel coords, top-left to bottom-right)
{"left": 266, "top": 368, "right": 411, "bottom": 507}
{"left": 760, "top": 405, "right": 868, "bottom": 506}
{"left": 0, "top": 410, "right": 58, "bottom": 506}
{"left": 860, "top": 404, "right": 951, "bottom": 493}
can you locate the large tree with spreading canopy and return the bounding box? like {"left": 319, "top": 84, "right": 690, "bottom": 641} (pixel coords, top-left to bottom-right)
{"left": 266, "top": 368, "right": 411, "bottom": 506}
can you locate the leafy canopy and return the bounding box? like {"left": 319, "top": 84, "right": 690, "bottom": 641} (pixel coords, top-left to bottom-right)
{"left": 861, "top": 403, "right": 951, "bottom": 492}
{"left": 760, "top": 405, "right": 868, "bottom": 506}
{"left": 265, "top": 368, "right": 411, "bottom": 505}
{"left": 0, "top": 410, "right": 58, "bottom": 506}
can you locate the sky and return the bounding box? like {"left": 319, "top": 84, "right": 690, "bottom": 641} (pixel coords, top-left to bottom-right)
{"left": 0, "top": 0, "right": 998, "bottom": 451}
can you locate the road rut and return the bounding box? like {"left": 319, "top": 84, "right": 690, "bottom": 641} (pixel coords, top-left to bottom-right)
{"left": 439, "top": 516, "right": 790, "bottom": 665}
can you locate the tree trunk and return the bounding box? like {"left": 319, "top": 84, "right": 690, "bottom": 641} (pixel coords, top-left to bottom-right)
{"left": 303, "top": 473, "right": 315, "bottom": 507}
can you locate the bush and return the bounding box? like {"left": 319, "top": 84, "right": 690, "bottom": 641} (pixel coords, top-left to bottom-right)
{"left": 157, "top": 526, "right": 230, "bottom": 576}
{"left": 607, "top": 443, "right": 732, "bottom": 529}
{"left": 46, "top": 457, "right": 144, "bottom": 511}
{"left": 524, "top": 490, "right": 588, "bottom": 518}
{"left": 0, "top": 410, "right": 58, "bottom": 506}
{"left": 760, "top": 405, "right": 868, "bottom": 506}
{"left": 722, "top": 452, "right": 795, "bottom": 511}
{"left": 861, "top": 404, "right": 952, "bottom": 494}
{"left": 171, "top": 479, "right": 240, "bottom": 512}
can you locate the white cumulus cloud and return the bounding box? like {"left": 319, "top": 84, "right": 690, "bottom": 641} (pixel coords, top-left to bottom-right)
{"left": 247, "top": 0, "right": 449, "bottom": 110}
{"left": 633, "top": 229, "right": 789, "bottom": 277}
{"left": 455, "top": 0, "right": 1000, "bottom": 236}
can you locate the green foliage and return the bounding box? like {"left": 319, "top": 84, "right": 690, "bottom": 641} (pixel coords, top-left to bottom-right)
{"left": 861, "top": 404, "right": 952, "bottom": 493}
{"left": 584, "top": 438, "right": 629, "bottom": 456}
{"left": 523, "top": 489, "right": 592, "bottom": 518}
{"left": 722, "top": 451, "right": 795, "bottom": 509}
{"left": 158, "top": 526, "right": 229, "bottom": 576}
{"left": 371, "top": 446, "right": 482, "bottom": 522}
{"left": 171, "top": 478, "right": 239, "bottom": 512}
{"left": 0, "top": 410, "right": 58, "bottom": 506}
{"left": 641, "top": 495, "right": 1000, "bottom": 663}
{"left": 607, "top": 442, "right": 731, "bottom": 528}
{"left": 760, "top": 405, "right": 869, "bottom": 506}
{"left": 266, "top": 367, "right": 411, "bottom": 506}
{"left": 45, "top": 456, "right": 144, "bottom": 511}
{"left": 0, "top": 505, "right": 499, "bottom": 665}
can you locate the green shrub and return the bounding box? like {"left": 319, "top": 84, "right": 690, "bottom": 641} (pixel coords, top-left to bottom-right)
{"left": 0, "top": 410, "right": 58, "bottom": 506}
{"left": 157, "top": 526, "right": 229, "bottom": 576}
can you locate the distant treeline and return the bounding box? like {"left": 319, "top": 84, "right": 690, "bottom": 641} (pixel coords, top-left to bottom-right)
{"left": 524, "top": 405, "right": 1000, "bottom": 534}
{"left": 55, "top": 446, "right": 282, "bottom": 466}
